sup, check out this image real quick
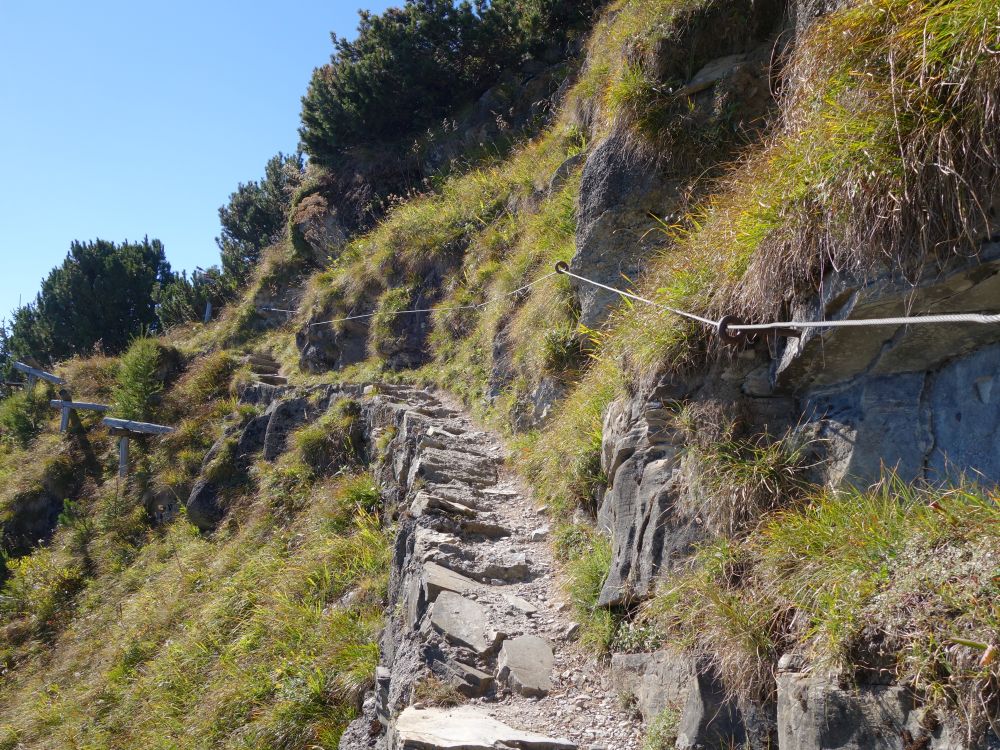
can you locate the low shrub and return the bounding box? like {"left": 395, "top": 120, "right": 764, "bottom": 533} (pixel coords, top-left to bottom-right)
{"left": 0, "top": 388, "right": 51, "bottom": 448}
{"left": 643, "top": 704, "right": 680, "bottom": 750}
{"left": 112, "top": 337, "right": 164, "bottom": 422}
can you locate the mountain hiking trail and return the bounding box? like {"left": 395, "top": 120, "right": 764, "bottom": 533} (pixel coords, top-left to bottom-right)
{"left": 346, "top": 383, "right": 641, "bottom": 750}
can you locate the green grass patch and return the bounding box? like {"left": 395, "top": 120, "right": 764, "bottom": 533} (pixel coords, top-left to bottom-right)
{"left": 644, "top": 476, "right": 1000, "bottom": 733}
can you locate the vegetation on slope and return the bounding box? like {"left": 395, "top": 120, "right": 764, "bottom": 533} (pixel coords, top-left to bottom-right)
{"left": 0, "top": 471, "right": 389, "bottom": 749}
{"left": 0, "top": 337, "right": 391, "bottom": 748}
{"left": 645, "top": 477, "right": 1000, "bottom": 737}
{"left": 0, "top": 0, "right": 997, "bottom": 743}
{"left": 285, "top": 0, "right": 1000, "bottom": 693}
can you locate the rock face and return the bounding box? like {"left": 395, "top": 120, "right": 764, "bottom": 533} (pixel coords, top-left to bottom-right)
{"left": 570, "top": 35, "right": 780, "bottom": 329}
{"left": 297, "top": 317, "right": 370, "bottom": 374}
{"left": 612, "top": 649, "right": 752, "bottom": 749}
{"left": 780, "top": 243, "right": 1000, "bottom": 485}
{"left": 595, "top": 242, "right": 1000, "bottom": 607}
{"left": 776, "top": 667, "right": 1000, "bottom": 750}
{"left": 571, "top": 127, "right": 682, "bottom": 329}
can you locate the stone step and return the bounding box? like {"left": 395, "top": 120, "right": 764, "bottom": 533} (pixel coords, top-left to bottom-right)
{"left": 411, "top": 491, "right": 478, "bottom": 519}
{"left": 497, "top": 635, "right": 554, "bottom": 698}
{"left": 429, "top": 551, "right": 531, "bottom": 584}
{"left": 458, "top": 518, "right": 511, "bottom": 540}
{"left": 409, "top": 448, "right": 498, "bottom": 489}
{"left": 245, "top": 353, "right": 279, "bottom": 367}
{"left": 405, "top": 562, "right": 483, "bottom": 628}
{"left": 255, "top": 374, "right": 288, "bottom": 386}
{"left": 425, "top": 483, "right": 486, "bottom": 511}
{"left": 422, "top": 562, "right": 481, "bottom": 601}
{"left": 429, "top": 591, "right": 503, "bottom": 656}
{"left": 250, "top": 362, "right": 280, "bottom": 375}
{"left": 438, "top": 657, "right": 495, "bottom": 698}
{"left": 395, "top": 706, "right": 577, "bottom": 749}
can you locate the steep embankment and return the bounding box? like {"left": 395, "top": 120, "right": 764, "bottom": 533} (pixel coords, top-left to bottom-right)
{"left": 0, "top": 0, "right": 998, "bottom": 748}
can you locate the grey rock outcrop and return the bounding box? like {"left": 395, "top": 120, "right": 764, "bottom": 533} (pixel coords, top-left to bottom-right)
{"left": 290, "top": 192, "right": 349, "bottom": 265}
{"left": 612, "top": 649, "right": 751, "bottom": 749}
{"left": 297, "top": 317, "right": 370, "bottom": 374}
{"left": 776, "top": 667, "right": 1000, "bottom": 750}
{"left": 571, "top": 127, "right": 681, "bottom": 329}
{"left": 595, "top": 243, "right": 1000, "bottom": 606}
{"left": 185, "top": 479, "right": 223, "bottom": 531}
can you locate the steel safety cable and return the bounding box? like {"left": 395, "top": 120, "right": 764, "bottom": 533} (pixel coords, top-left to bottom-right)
{"left": 259, "top": 271, "right": 559, "bottom": 327}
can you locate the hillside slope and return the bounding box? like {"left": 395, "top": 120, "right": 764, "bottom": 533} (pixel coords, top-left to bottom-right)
{"left": 0, "top": 0, "right": 998, "bottom": 748}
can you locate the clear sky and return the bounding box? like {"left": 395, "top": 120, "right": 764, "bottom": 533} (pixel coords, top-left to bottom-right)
{"left": 0, "top": 0, "right": 396, "bottom": 322}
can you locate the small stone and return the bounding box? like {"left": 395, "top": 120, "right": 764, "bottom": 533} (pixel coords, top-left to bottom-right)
{"left": 530, "top": 524, "right": 551, "bottom": 542}
{"left": 563, "top": 622, "right": 581, "bottom": 640}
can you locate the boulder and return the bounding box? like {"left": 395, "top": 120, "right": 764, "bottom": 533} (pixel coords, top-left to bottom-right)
{"left": 262, "top": 397, "right": 311, "bottom": 460}
{"left": 429, "top": 592, "right": 501, "bottom": 656}
{"left": 497, "top": 635, "right": 554, "bottom": 698}
{"left": 393, "top": 706, "right": 576, "bottom": 750}
{"left": 235, "top": 413, "right": 270, "bottom": 461}
{"left": 185, "top": 480, "right": 222, "bottom": 531}
{"left": 290, "top": 192, "right": 348, "bottom": 265}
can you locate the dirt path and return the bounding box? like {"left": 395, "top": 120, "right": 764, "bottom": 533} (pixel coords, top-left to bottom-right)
{"left": 347, "top": 385, "right": 640, "bottom": 750}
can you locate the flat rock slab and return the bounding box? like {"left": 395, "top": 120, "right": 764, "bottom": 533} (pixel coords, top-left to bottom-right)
{"left": 497, "top": 635, "right": 554, "bottom": 697}
{"left": 423, "top": 562, "right": 481, "bottom": 602}
{"left": 395, "top": 706, "right": 576, "bottom": 749}
{"left": 430, "top": 591, "right": 501, "bottom": 655}
{"left": 411, "top": 491, "right": 478, "bottom": 519}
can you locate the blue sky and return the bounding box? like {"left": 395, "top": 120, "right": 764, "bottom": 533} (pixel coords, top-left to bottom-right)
{"left": 0, "top": 0, "right": 396, "bottom": 321}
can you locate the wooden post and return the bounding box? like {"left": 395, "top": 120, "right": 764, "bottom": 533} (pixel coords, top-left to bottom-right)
{"left": 49, "top": 400, "right": 110, "bottom": 433}
{"left": 119, "top": 436, "right": 129, "bottom": 479}
{"left": 13, "top": 362, "right": 64, "bottom": 395}
{"left": 102, "top": 417, "right": 174, "bottom": 480}
{"left": 102, "top": 417, "right": 175, "bottom": 436}
{"left": 204, "top": 301, "right": 213, "bottom": 323}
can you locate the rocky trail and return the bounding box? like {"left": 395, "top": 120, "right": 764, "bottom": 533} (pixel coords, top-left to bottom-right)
{"left": 339, "top": 383, "right": 641, "bottom": 750}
